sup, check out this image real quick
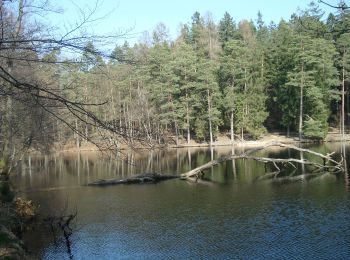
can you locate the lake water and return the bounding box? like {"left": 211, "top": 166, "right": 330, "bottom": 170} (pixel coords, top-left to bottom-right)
{"left": 11, "top": 143, "right": 350, "bottom": 259}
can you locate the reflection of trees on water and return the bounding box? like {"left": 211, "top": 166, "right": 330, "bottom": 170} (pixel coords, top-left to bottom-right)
{"left": 14, "top": 143, "right": 350, "bottom": 191}
{"left": 231, "top": 146, "right": 237, "bottom": 178}
{"left": 13, "top": 144, "right": 350, "bottom": 260}
{"left": 341, "top": 142, "right": 349, "bottom": 189}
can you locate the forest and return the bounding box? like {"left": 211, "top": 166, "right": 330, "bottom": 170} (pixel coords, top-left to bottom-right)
{"left": 1, "top": 1, "right": 350, "bottom": 158}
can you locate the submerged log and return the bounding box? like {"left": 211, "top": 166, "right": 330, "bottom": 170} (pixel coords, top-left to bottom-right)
{"left": 87, "top": 173, "right": 179, "bottom": 186}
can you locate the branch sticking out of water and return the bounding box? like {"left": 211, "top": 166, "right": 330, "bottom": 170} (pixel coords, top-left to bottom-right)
{"left": 180, "top": 142, "right": 344, "bottom": 179}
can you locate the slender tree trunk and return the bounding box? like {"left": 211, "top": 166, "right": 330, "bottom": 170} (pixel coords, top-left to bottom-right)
{"left": 230, "top": 110, "right": 234, "bottom": 144}
{"left": 242, "top": 68, "right": 248, "bottom": 141}
{"left": 187, "top": 147, "right": 192, "bottom": 170}
{"left": 123, "top": 102, "right": 128, "bottom": 140}
{"left": 57, "top": 119, "right": 61, "bottom": 142}
{"left": 186, "top": 96, "right": 190, "bottom": 144}
{"left": 14, "top": 0, "right": 24, "bottom": 38}
{"left": 299, "top": 61, "right": 304, "bottom": 141}
{"left": 118, "top": 90, "right": 122, "bottom": 135}
{"left": 342, "top": 65, "right": 345, "bottom": 139}
{"left": 261, "top": 53, "right": 264, "bottom": 80}
{"left": 75, "top": 119, "right": 80, "bottom": 151}
{"left": 84, "top": 78, "right": 88, "bottom": 141}
{"left": 171, "top": 99, "right": 179, "bottom": 146}
{"left": 347, "top": 81, "right": 350, "bottom": 128}
{"left": 207, "top": 89, "right": 213, "bottom": 147}
{"left": 128, "top": 78, "right": 133, "bottom": 142}
{"left": 3, "top": 95, "right": 12, "bottom": 158}
{"left": 174, "top": 121, "right": 179, "bottom": 146}
{"left": 230, "top": 77, "right": 235, "bottom": 144}
{"left": 85, "top": 123, "right": 88, "bottom": 141}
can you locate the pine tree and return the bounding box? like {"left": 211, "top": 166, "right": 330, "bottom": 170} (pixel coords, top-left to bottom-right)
{"left": 269, "top": 21, "right": 301, "bottom": 135}
{"left": 148, "top": 27, "right": 181, "bottom": 143}
{"left": 218, "top": 12, "right": 237, "bottom": 48}
{"left": 171, "top": 40, "right": 198, "bottom": 143}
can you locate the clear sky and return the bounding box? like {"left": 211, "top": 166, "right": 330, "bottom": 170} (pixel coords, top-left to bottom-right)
{"left": 48, "top": 0, "right": 335, "bottom": 44}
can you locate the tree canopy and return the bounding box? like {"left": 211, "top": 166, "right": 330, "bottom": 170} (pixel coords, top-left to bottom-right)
{"left": 1, "top": 0, "right": 349, "bottom": 167}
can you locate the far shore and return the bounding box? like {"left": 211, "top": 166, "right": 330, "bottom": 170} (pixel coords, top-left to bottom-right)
{"left": 43, "top": 131, "right": 350, "bottom": 154}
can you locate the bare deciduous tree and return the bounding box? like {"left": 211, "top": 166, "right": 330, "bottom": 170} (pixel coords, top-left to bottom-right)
{"left": 0, "top": 0, "right": 137, "bottom": 174}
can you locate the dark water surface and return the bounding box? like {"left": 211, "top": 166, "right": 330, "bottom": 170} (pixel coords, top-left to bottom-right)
{"left": 11, "top": 144, "right": 350, "bottom": 259}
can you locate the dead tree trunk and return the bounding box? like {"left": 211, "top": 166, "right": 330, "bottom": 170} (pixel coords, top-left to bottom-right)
{"left": 181, "top": 142, "right": 344, "bottom": 179}
{"left": 87, "top": 142, "right": 344, "bottom": 186}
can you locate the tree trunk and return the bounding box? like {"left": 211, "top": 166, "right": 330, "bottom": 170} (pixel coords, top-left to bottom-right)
{"left": 3, "top": 95, "right": 12, "bottom": 157}
{"left": 14, "top": 0, "right": 24, "bottom": 38}
{"left": 207, "top": 89, "right": 213, "bottom": 146}
{"left": 186, "top": 99, "right": 190, "bottom": 144}
{"left": 347, "top": 81, "right": 349, "bottom": 128}
{"left": 75, "top": 119, "right": 80, "bottom": 151}
{"left": 342, "top": 65, "right": 345, "bottom": 139}
{"left": 230, "top": 110, "right": 234, "bottom": 144}
{"left": 299, "top": 60, "right": 304, "bottom": 141}
{"left": 84, "top": 78, "right": 89, "bottom": 141}
{"left": 175, "top": 122, "right": 179, "bottom": 146}
{"left": 230, "top": 77, "right": 235, "bottom": 144}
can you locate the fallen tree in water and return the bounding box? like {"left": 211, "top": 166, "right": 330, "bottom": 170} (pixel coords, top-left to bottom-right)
{"left": 181, "top": 142, "right": 344, "bottom": 179}
{"left": 88, "top": 142, "right": 344, "bottom": 186}
{"left": 87, "top": 173, "right": 179, "bottom": 186}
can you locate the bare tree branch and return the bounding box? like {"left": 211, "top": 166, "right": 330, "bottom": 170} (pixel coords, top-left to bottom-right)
{"left": 181, "top": 142, "right": 344, "bottom": 179}
{"left": 318, "top": 0, "right": 349, "bottom": 10}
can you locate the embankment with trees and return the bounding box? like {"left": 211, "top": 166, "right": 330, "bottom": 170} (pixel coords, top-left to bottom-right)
{"left": 1, "top": 1, "right": 350, "bottom": 160}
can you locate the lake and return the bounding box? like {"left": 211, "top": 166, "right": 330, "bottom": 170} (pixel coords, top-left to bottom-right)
{"left": 11, "top": 143, "right": 350, "bottom": 259}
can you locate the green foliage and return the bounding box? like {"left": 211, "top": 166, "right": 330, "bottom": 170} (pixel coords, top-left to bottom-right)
{"left": 3, "top": 3, "right": 349, "bottom": 152}
{"left": 304, "top": 117, "right": 327, "bottom": 139}
{"left": 218, "top": 12, "right": 237, "bottom": 47}
{"left": 49, "top": 6, "right": 350, "bottom": 143}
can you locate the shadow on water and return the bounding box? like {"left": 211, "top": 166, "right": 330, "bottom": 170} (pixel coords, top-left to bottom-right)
{"left": 9, "top": 143, "right": 350, "bottom": 259}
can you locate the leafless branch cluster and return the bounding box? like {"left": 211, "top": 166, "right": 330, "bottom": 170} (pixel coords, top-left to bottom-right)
{"left": 181, "top": 142, "right": 344, "bottom": 180}
{"left": 0, "top": 0, "right": 144, "bottom": 159}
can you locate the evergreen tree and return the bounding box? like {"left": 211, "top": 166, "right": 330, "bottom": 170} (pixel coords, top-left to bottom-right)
{"left": 171, "top": 40, "right": 198, "bottom": 143}
{"left": 218, "top": 12, "right": 237, "bottom": 48}
{"left": 147, "top": 29, "right": 181, "bottom": 143}
{"left": 285, "top": 34, "right": 338, "bottom": 139}
{"left": 195, "top": 58, "right": 222, "bottom": 143}
{"left": 219, "top": 39, "right": 245, "bottom": 142}
{"left": 269, "top": 20, "right": 300, "bottom": 134}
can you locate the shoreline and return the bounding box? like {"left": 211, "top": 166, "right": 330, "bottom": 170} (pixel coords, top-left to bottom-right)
{"left": 45, "top": 132, "right": 350, "bottom": 154}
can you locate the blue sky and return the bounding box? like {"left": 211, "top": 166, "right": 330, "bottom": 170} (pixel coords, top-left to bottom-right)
{"left": 48, "top": 0, "right": 335, "bottom": 44}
